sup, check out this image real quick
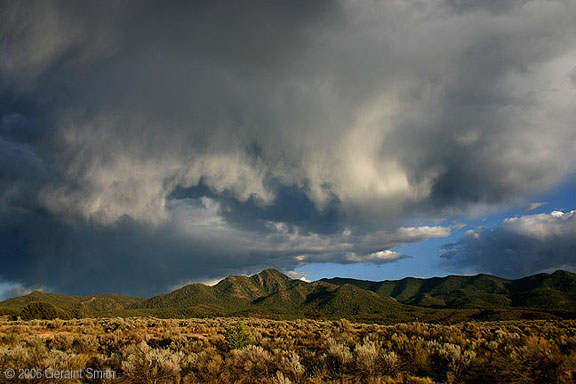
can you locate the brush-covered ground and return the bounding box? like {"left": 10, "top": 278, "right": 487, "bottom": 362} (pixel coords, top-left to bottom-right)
{"left": 0, "top": 317, "right": 575, "bottom": 383}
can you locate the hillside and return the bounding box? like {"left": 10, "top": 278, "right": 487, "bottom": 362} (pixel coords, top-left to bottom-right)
{"left": 134, "top": 269, "right": 408, "bottom": 316}
{"left": 322, "top": 270, "right": 576, "bottom": 310}
{"left": 1, "top": 269, "right": 575, "bottom": 321}
{"left": 0, "top": 291, "right": 144, "bottom": 316}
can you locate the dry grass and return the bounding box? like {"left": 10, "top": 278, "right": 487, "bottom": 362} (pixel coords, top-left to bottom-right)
{"left": 0, "top": 317, "right": 575, "bottom": 383}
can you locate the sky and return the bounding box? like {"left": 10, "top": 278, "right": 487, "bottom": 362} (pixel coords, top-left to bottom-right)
{"left": 0, "top": 0, "right": 575, "bottom": 298}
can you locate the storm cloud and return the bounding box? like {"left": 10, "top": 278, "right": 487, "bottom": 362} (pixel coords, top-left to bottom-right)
{"left": 442, "top": 210, "right": 576, "bottom": 277}
{"left": 1, "top": 0, "right": 575, "bottom": 295}
{"left": 0, "top": 195, "right": 450, "bottom": 296}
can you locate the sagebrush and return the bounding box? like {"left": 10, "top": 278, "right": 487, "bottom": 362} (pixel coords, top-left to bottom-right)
{"left": 0, "top": 317, "right": 575, "bottom": 383}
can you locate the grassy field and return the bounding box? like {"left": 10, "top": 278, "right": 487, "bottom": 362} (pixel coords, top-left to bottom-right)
{"left": 0, "top": 317, "right": 575, "bottom": 383}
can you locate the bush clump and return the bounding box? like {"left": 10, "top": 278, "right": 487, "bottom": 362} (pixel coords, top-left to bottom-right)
{"left": 19, "top": 301, "right": 59, "bottom": 320}
{"left": 225, "top": 323, "right": 256, "bottom": 350}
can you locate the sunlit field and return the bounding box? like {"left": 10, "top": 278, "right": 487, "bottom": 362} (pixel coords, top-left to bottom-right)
{"left": 1, "top": 317, "right": 575, "bottom": 383}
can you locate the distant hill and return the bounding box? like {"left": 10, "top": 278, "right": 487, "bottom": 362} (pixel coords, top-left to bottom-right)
{"left": 0, "top": 291, "right": 144, "bottom": 316}
{"left": 322, "top": 270, "right": 576, "bottom": 310}
{"left": 1, "top": 269, "right": 575, "bottom": 321}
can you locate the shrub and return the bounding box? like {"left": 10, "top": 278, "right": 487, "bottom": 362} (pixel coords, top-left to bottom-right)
{"left": 434, "top": 343, "right": 475, "bottom": 383}
{"left": 277, "top": 351, "right": 304, "bottom": 380}
{"left": 121, "top": 342, "right": 182, "bottom": 384}
{"left": 355, "top": 339, "right": 381, "bottom": 376}
{"left": 192, "top": 347, "right": 224, "bottom": 381}
{"left": 72, "top": 334, "right": 99, "bottom": 354}
{"left": 327, "top": 338, "right": 353, "bottom": 375}
{"left": 523, "top": 336, "right": 568, "bottom": 384}
{"left": 380, "top": 351, "right": 400, "bottom": 377}
{"left": 274, "top": 370, "right": 293, "bottom": 384}
{"left": 229, "top": 345, "right": 273, "bottom": 377}
{"left": 52, "top": 333, "right": 74, "bottom": 350}
{"left": 19, "top": 301, "right": 59, "bottom": 320}
{"left": 224, "top": 324, "right": 256, "bottom": 350}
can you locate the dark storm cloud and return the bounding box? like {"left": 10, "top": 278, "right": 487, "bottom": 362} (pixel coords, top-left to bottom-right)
{"left": 0, "top": 0, "right": 575, "bottom": 294}
{"left": 570, "top": 67, "right": 576, "bottom": 88}
{"left": 0, "top": 197, "right": 449, "bottom": 296}
{"left": 445, "top": 0, "right": 529, "bottom": 13}
{"left": 0, "top": 115, "right": 54, "bottom": 211}
{"left": 442, "top": 210, "right": 576, "bottom": 277}
{"left": 0, "top": 208, "right": 265, "bottom": 296}
{"left": 3, "top": 0, "right": 575, "bottom": 220}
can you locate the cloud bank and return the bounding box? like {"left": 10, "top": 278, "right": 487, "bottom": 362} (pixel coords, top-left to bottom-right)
{"left": 442, "top": 210, "right": 576, "bottom": 277}
{"left": 0, "top": 195, "right": 450, "bottom": 296}
{"left": 1, "top": 0, "right": 575, "bottom": 294}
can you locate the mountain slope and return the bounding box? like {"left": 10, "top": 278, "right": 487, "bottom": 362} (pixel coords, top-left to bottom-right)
{"left": 509, "top": 270, "right": 576, "bottom": 309}
{"left": 136, "top": 269, "right": 299, "bottom": 312}
{"left": 0, "top": 291, "right": 144, "bottom": 315}
{"left": 2, "top": 269, "right": 575, "bottom": 319}
{"left": 134, "top": 269, "right": 408, "bottom": 315}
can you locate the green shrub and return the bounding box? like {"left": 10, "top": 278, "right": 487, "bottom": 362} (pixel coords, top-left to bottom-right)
{"left": 19, "top": 301, "right": 59, "bottom": 320}
{"left": 224, "top": 324, "right": 256, "bottom": 350}
{"left": 0, "top": 307, "right": 18, "bottom": 318}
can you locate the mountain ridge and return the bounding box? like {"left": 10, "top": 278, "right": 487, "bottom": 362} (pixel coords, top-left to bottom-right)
{"left": 1, "top": 269, "right": 575, "bottom": 320}
{"left": 321, "top": 269, "right": 576, "bottom": 310}
{"left": 133, "top": 269, "right": 407, "bottom": 316}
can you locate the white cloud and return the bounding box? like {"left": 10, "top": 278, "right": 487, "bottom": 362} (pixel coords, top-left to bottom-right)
{"left": 526, "top": 202, "right": 548, "bottom": 211}
{"left": 168, "top": 198, "right": 451, "bottom": 266}
{"left": 0, "top": 281, "right": 43, "bottom": 300}
{"left": 286, "top": 271, "right": 308, "bottom": 281}
{"left": 360, "top": 226, "right": 452, "bottom": 249}
{"left": 168, "top": 277, "right": 224, "bottom": 291}
{"left": 503, "top": 210, "right": 576, "bottom": 240}
{"left": 346, "top": 250, "right": 407, "bottom": 263}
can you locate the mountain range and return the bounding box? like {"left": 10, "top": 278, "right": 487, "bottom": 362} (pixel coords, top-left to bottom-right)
{"left": 1, "top": 269, "right": 575, "bottom": 322}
